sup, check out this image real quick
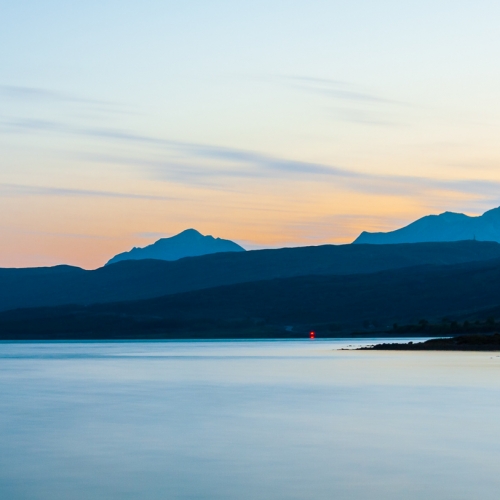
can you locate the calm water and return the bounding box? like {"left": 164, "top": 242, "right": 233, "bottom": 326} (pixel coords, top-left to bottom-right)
{"left": 1, "top": 339, "right": 500, "bottom": 500}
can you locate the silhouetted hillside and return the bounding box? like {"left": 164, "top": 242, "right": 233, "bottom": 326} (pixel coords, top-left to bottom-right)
{"left": 3, "top": 257, "right": 500, "bottom": 339}
{"left": 2, "top": 241, "right": 500, "bottom": 312}
{"left": 354, "top": 206, "right": 500, "bottom": 244}
{"left": 107, "top": 229, "right": 244, "bottom": 265}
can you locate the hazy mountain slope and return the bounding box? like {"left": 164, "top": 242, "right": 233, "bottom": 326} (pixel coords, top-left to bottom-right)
{"left": 1, "top": 240, "right": 500, "bottom": 312}
{"left": 106, "top": 229, "right": 245, "bottom": 265}
{"left": 354, "top": 206, "right": 500, "bottom": 244}
{"left": 3, "top": 257, "right": 500, "bottom": 339}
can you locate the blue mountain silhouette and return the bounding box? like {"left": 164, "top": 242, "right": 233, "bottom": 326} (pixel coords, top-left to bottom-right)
{"left": 354, "top": 207, "right": 500, "bottom": 244}
{"left": 106, "top": 229, "right": 245, "bottom": 265}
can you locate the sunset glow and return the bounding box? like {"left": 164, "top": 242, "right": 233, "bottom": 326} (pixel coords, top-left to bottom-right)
{"left": 2, "top": 2, "right": 500, "bottom": 268}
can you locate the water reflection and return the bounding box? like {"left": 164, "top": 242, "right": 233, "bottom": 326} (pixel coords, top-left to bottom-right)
{"left": 0, "top": 340, "right": 499, "bottom": 500}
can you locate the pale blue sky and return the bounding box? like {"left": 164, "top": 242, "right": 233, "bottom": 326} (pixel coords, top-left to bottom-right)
{"left": 2, "top": 1, "right": 500, "bottom": 267}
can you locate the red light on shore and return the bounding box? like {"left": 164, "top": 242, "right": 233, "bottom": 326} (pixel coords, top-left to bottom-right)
{"left": 309, "top": 331, "right": 315, "bottom": 339}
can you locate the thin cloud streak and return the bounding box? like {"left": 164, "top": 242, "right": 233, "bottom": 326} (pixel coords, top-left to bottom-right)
{"left": 0, "top": 85, "right": 136, "bottom": 118}
{"left": 283, "top": 76, "right": 402, "bottom": 105}
{"left": 329, "top": 107, "right": 403, "bottom": 127}
{"left": 0, "top": 183, "right": 176, "bottom": 201}
{"left": 81, "top": 141, "right": 500, "bottom": 203}
{"left": 0, "top": 85, "right": 81, "bottom": 103}
{"left": 279, "top": 75, "right": 409, "bottom": 127}
{"left": 0, "top": 84, "right": 116, "bottom": 108}
{"left": 2, "top": 226, "right": 126, "bottom": 241}
{"left": 3, "top": 114, "right": 499, "bottom": 205}
{"left": 0, "top": 117, "right": 65, "bottom": 133}
{"left": 5, "top": 117, "right": 353, "bottom": 178}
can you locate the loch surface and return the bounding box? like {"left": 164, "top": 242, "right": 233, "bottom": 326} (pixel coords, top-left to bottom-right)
{"left": 1, "top": 339, "right": 499, "bottom": 500}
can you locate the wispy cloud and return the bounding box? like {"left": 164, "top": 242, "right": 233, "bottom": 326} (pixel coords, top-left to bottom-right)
{"left": 133, "top": 231, "right": 170, "bottom": 239}
{"left": 329, "top": 107, "right": 403, "bottom": 126}
{"left": 0, "top": 117, "right": 65, "bottom": 133}
{"left": 0, "top": 85, "right": 80, "bottom": 103}
{"left": 2, "top": 108, "right": 498, "bottom": 207}
{"left": 0, "top": 85, "right": 137, "bottom": 122}
{"left": 0, "top": 84, "right": 135, "bottom": 118}
{"left": 3, "top": 118, "right": 355, "bottom": 180}
{"left": 0, "top": 183, "right": 175, "bottom": 201}
{"left": 277, "top": 75, "right": 408, "bottom": 127}
{"left": 284, "top": 76, "right": 399, "bottom": 105}
{"left": 2, "top": 226, "right": 125, "bottom": 241}
{"left": 0, "top": 84, "right": 122, "bottom": 108}
{"left": 77, "top": 140, "right": 362, "bottom": 187}
{"left": 79, "top": 132, "right": 500, "bottom": 202}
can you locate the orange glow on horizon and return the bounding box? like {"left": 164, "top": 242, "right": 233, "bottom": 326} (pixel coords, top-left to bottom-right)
{"left": 0, "top": 164, "right": 489, "bottom": 269}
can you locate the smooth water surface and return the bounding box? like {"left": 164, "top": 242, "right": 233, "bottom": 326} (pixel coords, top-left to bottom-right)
{"left": 1, "top": 339, "right": 500, "bottom": 500}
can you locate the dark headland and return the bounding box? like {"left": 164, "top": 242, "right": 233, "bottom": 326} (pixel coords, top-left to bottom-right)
{"left": 360, "top": 333, "right": 500, "bottom": 351}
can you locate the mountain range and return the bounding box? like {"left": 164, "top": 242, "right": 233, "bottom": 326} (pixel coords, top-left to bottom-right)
{"left": 3, "top": 255, "right": 500, "bottom": 339}
{"left": 106, "top": 228, "right": 245, "bottom": 265}
{"left": 354, "top": 206, "right": 500, "bottom": 244}
{"left": 104, "top": 206, "right": 500, "bottom": 268}
{"left": 99, "top": 206, "right": 500, "bottom": 267}
{"left": 1, "top": 241, "right": 499, "bottom": 313}
{"left": 4, "top": 206, "right": 500, "bottom": 339}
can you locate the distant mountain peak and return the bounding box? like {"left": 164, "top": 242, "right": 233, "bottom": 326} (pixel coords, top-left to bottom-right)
{"left": 482, "top": 206, "right": 500, "bottom": 218}
{"left": 353, "top": 206, "right": 500, "bottom": 245}
{"left": 176, "top": 228, "right": 202, "bottom": 237}
{"left": 106, "top": 229, "right": 245, "bottom": 265}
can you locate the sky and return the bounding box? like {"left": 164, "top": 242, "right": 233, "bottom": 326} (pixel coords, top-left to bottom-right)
{"left": 2, "top": 0, "right": 500, "bottom": 268}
